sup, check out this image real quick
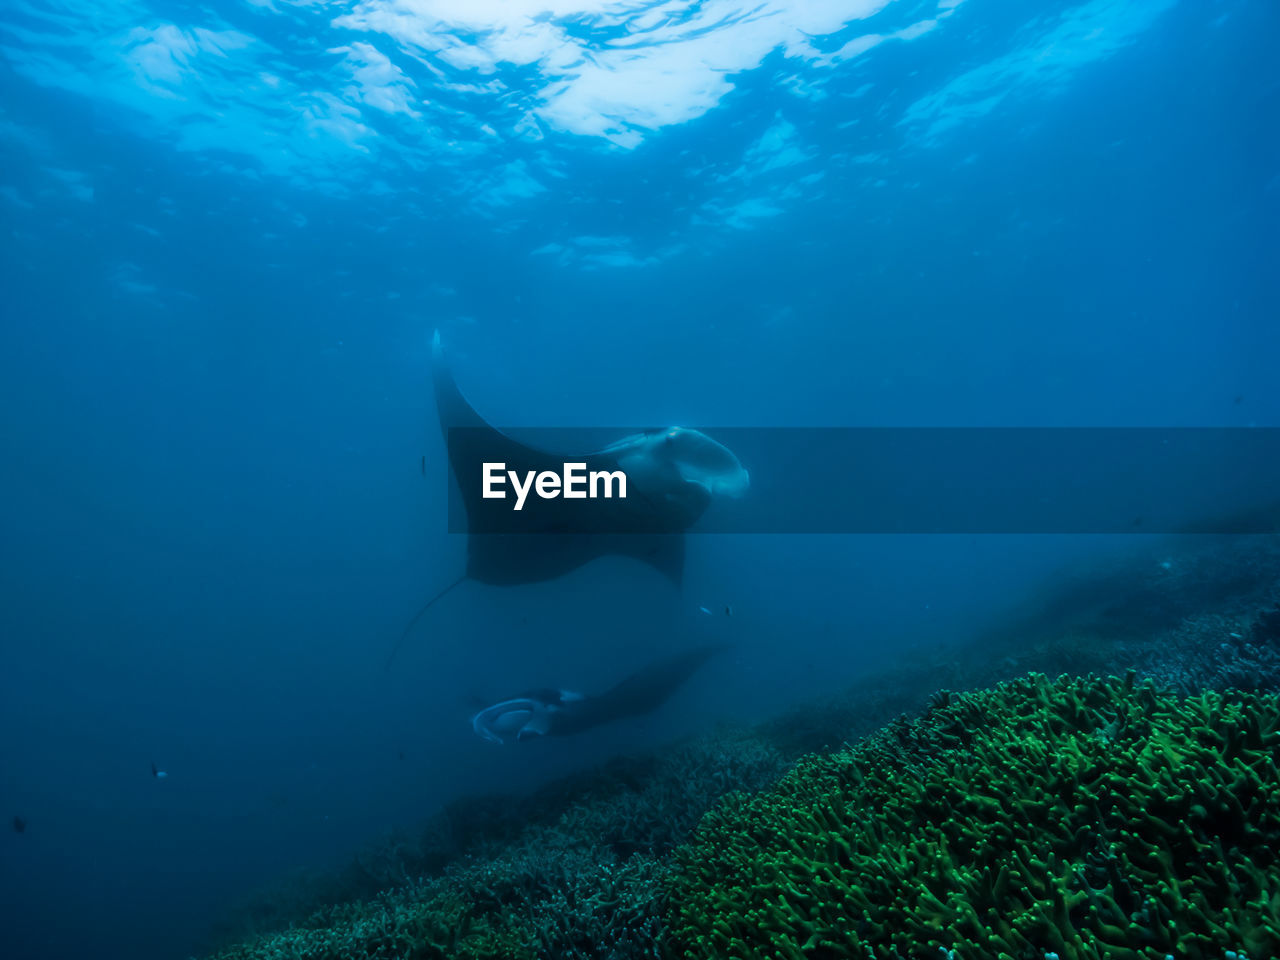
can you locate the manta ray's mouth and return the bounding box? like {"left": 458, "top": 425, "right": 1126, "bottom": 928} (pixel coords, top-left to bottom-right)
{"left": 471, "top": 698, "right": 549, "bottom": 744}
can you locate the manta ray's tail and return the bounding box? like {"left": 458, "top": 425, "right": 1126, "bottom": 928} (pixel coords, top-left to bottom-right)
{"left": 384, "top": 574, "right": 468, "bottom": 670}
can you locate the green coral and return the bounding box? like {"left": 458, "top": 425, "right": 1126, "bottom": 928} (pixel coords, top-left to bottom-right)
{"left": 667, "top": 673, "right": 1280, "bottom": 960}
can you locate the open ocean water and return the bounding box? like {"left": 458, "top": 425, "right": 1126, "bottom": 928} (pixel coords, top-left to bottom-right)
{"left": 2, "top": 1, "right": 1279, "bottom": 959}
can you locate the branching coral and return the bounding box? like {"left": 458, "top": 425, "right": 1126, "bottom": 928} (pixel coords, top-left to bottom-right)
{"left": 202, "top": 729, "right": 787, "bottom": 960}
{"left": 667, "top": 673, "right": 1280, "bottom": 960}
{"left": 206, "top": 868, "right": 536, "bottom": 960}
{"left": 202, "top": 536, "right": 1280, "bottom": 960}
{"left": 1116, "top": 604, "right": 1280, "bottom": 697}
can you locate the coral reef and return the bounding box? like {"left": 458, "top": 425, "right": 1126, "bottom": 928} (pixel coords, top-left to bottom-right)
{"left": 200, "top": 535, "right": 1280, "bottom": 960}
{"left": 203, "top": 730, "right": 786, "bottom": 960}
{"left": 1117, "top": 609, "right": 1280, "bottom": 696}
{"left": 668, "top": 673, "right": 1280, "bottom": 960}
{"left": 208, "top": 842, "right": 670, "bottom": 960}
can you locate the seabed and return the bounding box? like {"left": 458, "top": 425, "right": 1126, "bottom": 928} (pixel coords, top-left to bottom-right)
{"left": 201, "top": 536, "right": 1280, "bottom": 960}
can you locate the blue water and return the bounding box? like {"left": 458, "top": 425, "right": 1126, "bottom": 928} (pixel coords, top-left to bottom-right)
{"left": 1, "top": 1, "right": 1276, "bottom": 957}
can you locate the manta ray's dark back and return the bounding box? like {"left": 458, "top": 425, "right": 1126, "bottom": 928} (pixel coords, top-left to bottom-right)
{"left": 386, "top": 334, "right": 703, "bottom": 668}
{"left": 430, "top": 332, "right": 702, "bottom": 587}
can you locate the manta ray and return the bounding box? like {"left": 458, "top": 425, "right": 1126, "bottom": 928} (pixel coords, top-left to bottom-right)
{"left": 385, "top": 333, "right": 748, "bottom": 667}
{"left": 470, "top": 643, "right": 729, "bottom": 743}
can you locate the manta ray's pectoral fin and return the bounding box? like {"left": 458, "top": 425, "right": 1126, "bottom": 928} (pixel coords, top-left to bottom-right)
{"left": 432, "top": 330, "right": 487, "bottom": 433}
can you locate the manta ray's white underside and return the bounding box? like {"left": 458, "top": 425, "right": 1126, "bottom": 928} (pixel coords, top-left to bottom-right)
{"left": 600, "top": 427, "right": 750, "bottom": 500}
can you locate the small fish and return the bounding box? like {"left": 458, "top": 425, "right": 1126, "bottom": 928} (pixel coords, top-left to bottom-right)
{"left": 12, "top": 815, "right": 25, "bottom": 834}
{"left": 420, "top": 454, "right": 425, "bottom": 476}
{"left": 724, "top": 605, "right": 733, "bottom": 617}
{"left": 151, "top": 762, "right": 168, "bottom": 780}
{"left": 698, "top": 606, "right": 712, "bottom": 615}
